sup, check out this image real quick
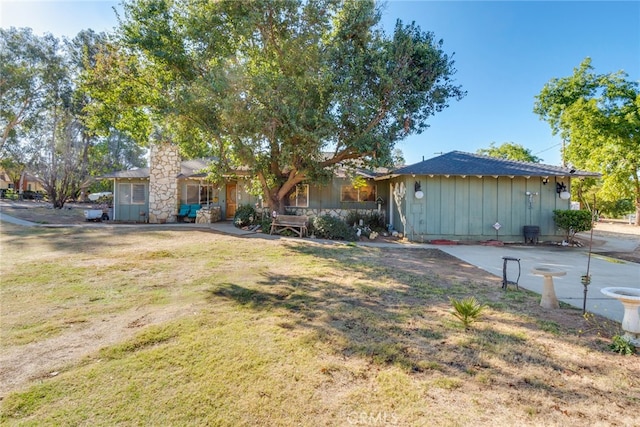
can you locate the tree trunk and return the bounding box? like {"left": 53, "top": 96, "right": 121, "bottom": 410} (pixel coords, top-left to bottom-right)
{"left": 267, "top": 190, "right": 285, "bottom": 215}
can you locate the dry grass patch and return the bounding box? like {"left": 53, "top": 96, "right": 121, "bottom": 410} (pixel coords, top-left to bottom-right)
{"left": 0, "top": 224, "right": 638, "bottom": 426}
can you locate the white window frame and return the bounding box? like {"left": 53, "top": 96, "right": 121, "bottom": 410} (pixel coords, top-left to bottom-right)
{"left": 185, "top": 183, "right": 217, "bottom": 205}
{"left": 288, "top": 184, "right": 309, "bottom": 208}
{"left": 118, "top": 183, "right": 146, "bottom": 205}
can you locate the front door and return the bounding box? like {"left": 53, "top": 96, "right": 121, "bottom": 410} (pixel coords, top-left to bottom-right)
{"left": 226, "top": 183, "right": 237, "bottom": 219}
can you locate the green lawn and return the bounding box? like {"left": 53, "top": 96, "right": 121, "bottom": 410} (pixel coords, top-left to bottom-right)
{"left": 0, "top": 224, "right": 637, "bottom": 426}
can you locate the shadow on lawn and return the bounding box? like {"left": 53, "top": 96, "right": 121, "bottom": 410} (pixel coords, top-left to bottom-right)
{"left": 0, "top": 225, "right": 184, "bottom": 255}
{"left": 207, "top": 244, "right": 622, "bottom": 409}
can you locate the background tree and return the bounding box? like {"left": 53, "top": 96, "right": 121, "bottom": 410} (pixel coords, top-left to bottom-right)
{"left": 392, "top": 148, "right": 406, "bottom": 167}
{"left": 113, "top": 0, "right": 465, "bottom": 212}
{"left": 0, "top": 28, "right": 58, "bottom": 157}
{"left": 1, "top": 28, "right": 146, "bottom": 207}
{"left": 534, "top": 58, "right": 639, "bottom": 225}
{"left": 476, "top": 142, "right": 542, "bottom": 163}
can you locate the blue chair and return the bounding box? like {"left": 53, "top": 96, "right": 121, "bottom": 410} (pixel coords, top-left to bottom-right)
{"left": 177, "top": 204, "right": 190, "bottom": 221}
{"left": 188, "top": 204, "right": 201, "bottom": 219}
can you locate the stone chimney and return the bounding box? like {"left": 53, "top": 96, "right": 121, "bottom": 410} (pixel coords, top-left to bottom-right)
{"left": 148, "top": 142, "right": 180, "bottom": 223}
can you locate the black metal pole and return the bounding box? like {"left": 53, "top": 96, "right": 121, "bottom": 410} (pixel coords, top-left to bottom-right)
{"left": 582, "top": 195, "right": 596, "bottom": 315}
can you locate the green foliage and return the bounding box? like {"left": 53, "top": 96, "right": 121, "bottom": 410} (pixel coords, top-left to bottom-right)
{"left": 95, "top": 194, "right": 113, "bottom": 207}
{"left": 2, "top": 188, "right": 18, "bottom": 200}
{"left": 0, "top": 28, "right": 59, "bottom": 153}
{"left": 344, "top": 210, "right": 386, "bottom": 231}
{"left": 553, "top": 209, "right": 593, "bottom": 242}
{"left": 117, "top": 0, "right": 465, "bottom": 212}
{"left": 598, "top": 199, "right": 635, "bottom": 219}
{"left": 537, "top": 320, "right": 560, "bottom": 335}
{"left": 310, "top": 215, "right": 357, "bottom": 241}
{"left": 450, "top": 297, "right": 486, "bottom": 328}
{"left": 477, "top": 142, "right": 542, "bottom": 163}
{"left": 0, "top": 28, "right": 144, "bottom": 209}
{"left": 258, "top": 218, "right": 272, "bottom": 234}
{"left": 233, "top": 204, "right": 257, "bottom": 228}
{"left": 609, "top": 335, "right": 636, "bottom": 355}
{"left": 534, "top": 58, "right": 640, "bottom": 224}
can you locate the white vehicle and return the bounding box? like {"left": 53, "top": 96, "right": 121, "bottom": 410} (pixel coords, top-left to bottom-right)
{"left": 88, "top": 191, "right": 112, "bottom": 201}
{"left": 84, "top": 209, "right": 109, "bottom": 221}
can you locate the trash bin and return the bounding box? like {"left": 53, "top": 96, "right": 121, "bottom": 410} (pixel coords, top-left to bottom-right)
{"left": 523, "top": 225, "right": 540, "bottom": 244}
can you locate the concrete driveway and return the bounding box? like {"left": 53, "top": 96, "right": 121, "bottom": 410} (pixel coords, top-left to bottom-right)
{"left": 435, "top": 241, "right": 639, "bottom": 324}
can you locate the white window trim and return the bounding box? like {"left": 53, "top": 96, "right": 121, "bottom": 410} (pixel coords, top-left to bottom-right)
{"left": 289, "top": 184, "right": 309, "bottom": 208}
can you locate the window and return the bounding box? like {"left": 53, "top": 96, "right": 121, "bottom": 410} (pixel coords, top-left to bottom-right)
{"left": 287, "top": 184, "right": 309, "bottom": 207}
{"left": 185, "top": 183, "right": 217, "bottom": 205}
{"left": 341, "top": 183, "right": 376, "bottom": 202}
{"left": 200, "top": 186, "right": 214, "bottom": 204}
{"left": 186, "top": 185, "right": 199, "bottom": 204}
{"left": 118, "top": 183, "right": 146, "bottom": 205}
{"left": 132, "top": 184, "right": 145, "bottom": 204}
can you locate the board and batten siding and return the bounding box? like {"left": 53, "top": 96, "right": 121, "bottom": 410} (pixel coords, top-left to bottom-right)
{"left": 392, "top": 175, "right": 570, "bottom": 242}
{"left": 113, "top": 179, "right": 150, "bottom": 222}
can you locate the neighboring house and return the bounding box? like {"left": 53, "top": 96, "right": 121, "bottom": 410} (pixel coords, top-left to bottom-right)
{"left": 377, "top": 151, "right": 600, "bottom": 242}
{"left": 0, "top": 170, "right": 12, "bottom": 190}
{"left": 100, "top": 143, "right": 389, "bottom": 223}
{"left": 0, "top": 169, "right": 45, "bottom": 196}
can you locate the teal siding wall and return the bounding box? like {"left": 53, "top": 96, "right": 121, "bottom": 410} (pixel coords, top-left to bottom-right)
{"left": 468, "top": 177, "right": 484, "bottom": 234}
{"left": 113, "top": 179, "right": 149, "bottom": 222}
{"left": 391, "top": 175, "right": 572, "bottom": 242}
{"left": 482, "top": 178, "right": 498, "bottom": 236}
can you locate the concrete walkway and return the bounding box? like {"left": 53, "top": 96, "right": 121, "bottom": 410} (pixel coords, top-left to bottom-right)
{"left": 435, "top": 243, "right": 639, "bottom": 324}
{"left": 0, "top": 211, "right": 39, "bottom": 227}
{"left": 2, "top": 212, "right": 638, "bottom": 324}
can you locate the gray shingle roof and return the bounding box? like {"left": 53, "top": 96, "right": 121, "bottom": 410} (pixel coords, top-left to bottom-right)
{"left": 100, "top": 158, "right": 216, "bottom": 179}
{"left": 177, "top": 158, "right": 213, "bottom": 178}
{"left": 100, "top": 167, "right": 150, "bottom": 179}
{"left": 386, "top": 151, "right": 600, "bottom": 178}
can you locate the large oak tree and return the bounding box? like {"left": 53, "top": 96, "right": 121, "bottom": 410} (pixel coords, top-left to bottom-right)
{"left": 534, "top": 58, "right": 640, "bottom": 225}
{"left": 112, "top": 0, "right": 465, "bottom": 212}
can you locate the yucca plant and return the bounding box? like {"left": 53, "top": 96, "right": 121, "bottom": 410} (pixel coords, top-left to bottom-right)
{"left": 450, "top": 296, "right": 487, "bottom": 328}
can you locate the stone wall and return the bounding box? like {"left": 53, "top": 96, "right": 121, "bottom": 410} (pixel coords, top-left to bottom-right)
{"left": 148, "top": 143, "right": 180, "bottom": 224}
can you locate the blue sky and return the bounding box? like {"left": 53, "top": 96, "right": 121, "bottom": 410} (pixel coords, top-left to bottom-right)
{"left": 2, "top": 0, "right": 638, "bottom": 167}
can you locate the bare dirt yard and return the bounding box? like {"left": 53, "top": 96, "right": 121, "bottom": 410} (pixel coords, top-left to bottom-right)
{"left": 1, "top": 200, "right": 638, "bottom": 425}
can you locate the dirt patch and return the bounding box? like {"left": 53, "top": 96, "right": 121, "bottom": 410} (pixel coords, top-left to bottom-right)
{"left": 0, "top": 304, "right": 201, "bottom": 397}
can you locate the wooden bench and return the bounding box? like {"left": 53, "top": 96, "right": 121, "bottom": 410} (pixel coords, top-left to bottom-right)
{"left": 270, "top": 215, "right": 308, "bottom": 238}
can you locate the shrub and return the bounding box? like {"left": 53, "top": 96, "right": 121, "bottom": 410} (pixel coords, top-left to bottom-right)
{"left": 450, "top": 296, "right": 487, "bottom": 328}
{"left": 310, "top": 215, "right": 357, "bottom": 241}
{"left": 258, "top": 218, "right": 272, "bottom": 233}
{"left": 233, "top": 204, "right": 256, "bottom": 228}
{"left": 345, "top": 210, "right": 386, "bottom": 232}
{"left": 553, "top": 209, "right": 593, "bottom": 243}
{"left": 609, "top": 335, "right": 636, "bottom": 355}
{"left": 2, "top": 188, "right": 18, "bottom": 200}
